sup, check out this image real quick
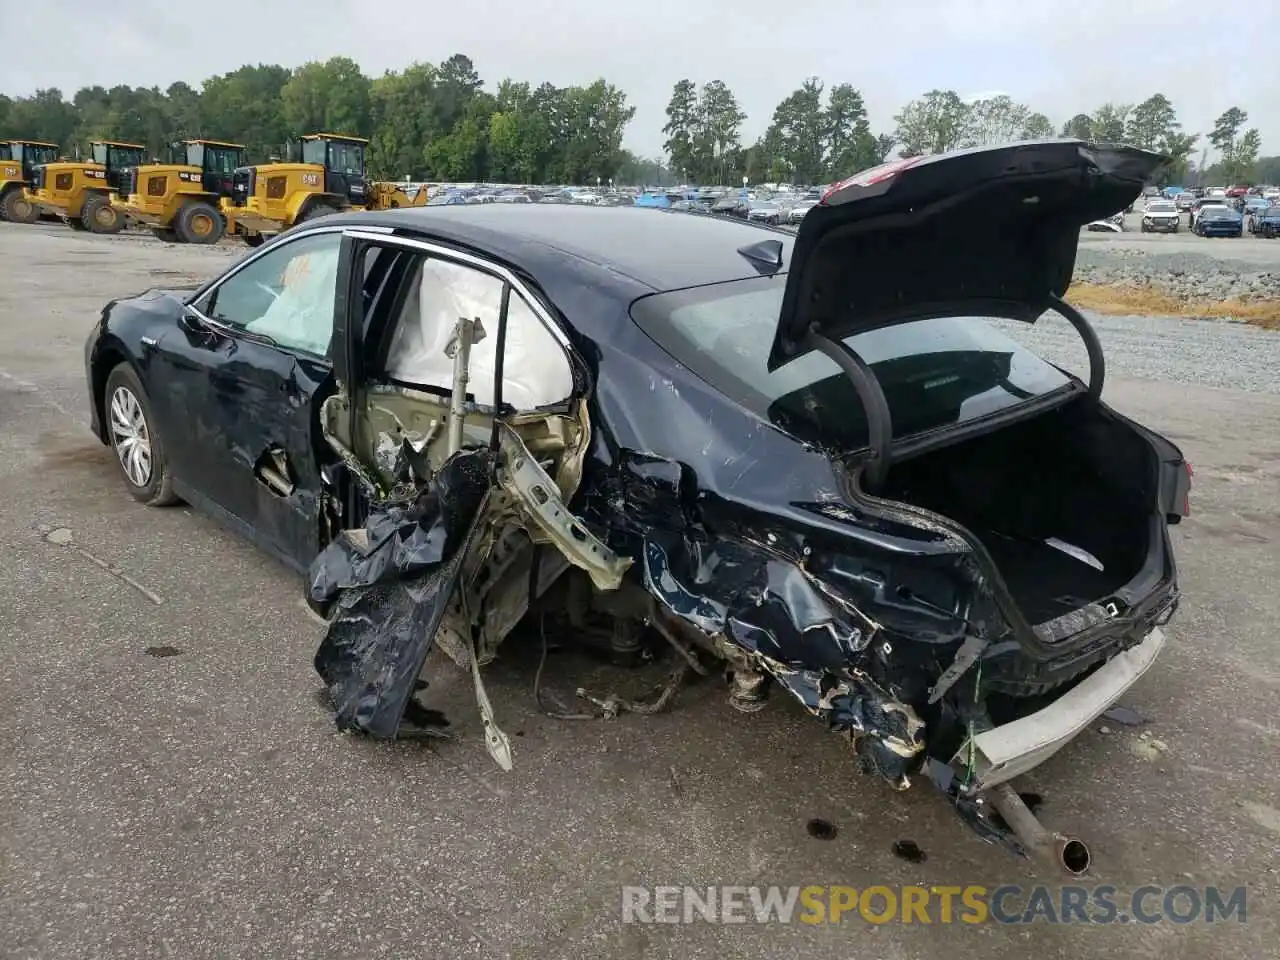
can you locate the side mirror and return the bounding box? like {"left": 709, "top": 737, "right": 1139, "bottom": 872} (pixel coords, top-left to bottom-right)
{"left": 178, "top": 308, "right": 207, "bottom": 335}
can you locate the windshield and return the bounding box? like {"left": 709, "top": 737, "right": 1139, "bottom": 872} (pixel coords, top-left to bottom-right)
{"left": 1202, "top": 208, "right": 1234, "bottom": 219}
{"left": 630, "top": 276, "right": 1072, "bottom": 452}
{"left": 1147, "top": 202, "right": 1176, "bottom": 213}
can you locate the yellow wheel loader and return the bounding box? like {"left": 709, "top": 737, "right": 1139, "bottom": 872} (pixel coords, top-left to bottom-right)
{"left": 0, "top": 139, "right": 60, "bottom": 224}
{"left": 221, "top": 133, "right": 375, "bottom": 246}
{"left": 26, "top": 139, "right": 145, "bottom": 234}
{"left": 118, "top": 139, "right": 246, "bottom": 244}
{"left": 366, "top": 180, "right": 433, "bottom": 210}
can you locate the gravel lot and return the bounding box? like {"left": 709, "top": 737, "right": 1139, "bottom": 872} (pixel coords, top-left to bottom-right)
{"left": 1075, "top": 213, "right": 1280, "bottom": 304}
{"left": 1, "top": 221, "right": 1278, "bottom": 960}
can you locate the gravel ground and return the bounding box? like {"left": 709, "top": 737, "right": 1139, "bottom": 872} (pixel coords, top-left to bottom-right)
{"left": 997, "top": 312, "right": 1280, "bottom": 394}
{"left": 1073, "top": 216, "right": 1280, "bottom": 304}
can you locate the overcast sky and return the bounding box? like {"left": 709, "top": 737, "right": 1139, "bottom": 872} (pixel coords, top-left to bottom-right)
{"left": 4, "top": 0, "right": 1276, "bottom": 160}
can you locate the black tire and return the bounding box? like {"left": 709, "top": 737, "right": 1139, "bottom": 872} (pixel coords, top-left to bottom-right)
{"left": 151, "top": 227, "right": 180, "bottom": 243}
{"left": 67, "top": 216, "right": 89, "bottom": 231}
{"left": 175, "top": 201, "right": 225, "bottom": 244}
{"left": 103, "top": 363, "right": 179, "bottom": 506}
{"left": 1, "top": 188, "right": 39, "bottom": 224}
{"left": 241, "top": 232, "right": 266, "bottom": 248}
{"left": 82, "top": 193, "right": 125, "bottom": 234}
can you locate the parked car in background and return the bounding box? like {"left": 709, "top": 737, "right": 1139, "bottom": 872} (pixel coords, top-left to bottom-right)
{"left": 1248, "top": 204, "right": 1280, "bottom": 238}
{"left": 1225, "top": 185, "right": 1250, "bottom": 198}
{"left": 1174, "top": 192, "right": 1196, "bottom": 212}
{"left": 1189, "top": 195, "right": 1229, "bottom": 227}
{"left": 1193, "top": 204, "right": 1244, "bottom": 237}
{"left": 1140, "top": 200, "right": 1180, "bottom": 233}
{"left": 788, "top": 198, "right": 818, "bottom": 223}
{"left": 746, "top": 199, "right": 785, "bottom": 225}
{"left": 710, "top": 194, "right": 748, "bottom": 218}
{"left": 1241, "top": 196, "right": 1270, "bottom": 218}
{"left": 1086, "top": 210, "right": 1126, "bottom": 232}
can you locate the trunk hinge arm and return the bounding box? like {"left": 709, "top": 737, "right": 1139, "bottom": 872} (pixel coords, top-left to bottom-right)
{"left": 1046, "top": 294, "right": 1105, "bottom": 401}
{"left": 802, "top": 329, "right": 893, "bottom": 492}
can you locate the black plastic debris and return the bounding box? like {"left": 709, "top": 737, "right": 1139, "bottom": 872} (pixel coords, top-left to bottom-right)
{"left": 311, "top": 449, "right": 492, "bottom": 738}
{"left": 1102, "top": 705, "right": 1147, "bottom": 727}
{"left": 308, "top": 449, "right": 492, "bottom": 605}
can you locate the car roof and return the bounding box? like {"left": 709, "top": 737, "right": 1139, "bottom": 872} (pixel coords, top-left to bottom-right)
{"left": 336, "top": 204, "right": 796, "bottom": 292}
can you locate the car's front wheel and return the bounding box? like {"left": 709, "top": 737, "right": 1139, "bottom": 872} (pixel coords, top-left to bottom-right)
{"left": 104, "top": 363, "right": 179, "bottom": 506}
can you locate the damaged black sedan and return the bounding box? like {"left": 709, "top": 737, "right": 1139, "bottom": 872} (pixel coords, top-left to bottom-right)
{"left": 85, "top": 140, "right": 1190, "bottom": 871}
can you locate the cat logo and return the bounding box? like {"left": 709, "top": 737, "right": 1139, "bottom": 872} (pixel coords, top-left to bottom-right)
{"left": 301, "top": 173, "right": 320, "bottom": 187}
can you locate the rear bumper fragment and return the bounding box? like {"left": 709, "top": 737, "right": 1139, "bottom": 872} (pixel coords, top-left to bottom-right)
{"left": 956, "top": 626, "right": 1166, "bottom": 789}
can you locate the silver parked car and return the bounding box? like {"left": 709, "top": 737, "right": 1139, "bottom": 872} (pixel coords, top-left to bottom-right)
{"left": 788, "top": 198, "right": 819, "bottom": 223}
{"left": 746, "top": 199, "right": 785, "bottom": 225}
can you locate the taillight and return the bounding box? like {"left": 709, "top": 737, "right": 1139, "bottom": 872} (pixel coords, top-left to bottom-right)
{"left": 821, "top": 156, "right": 926, "bottom": 204}
{"left": 1183, "top": 461, "right": 1193, "bottom": 516}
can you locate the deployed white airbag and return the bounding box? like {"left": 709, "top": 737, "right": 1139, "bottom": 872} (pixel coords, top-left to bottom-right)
{"left": 385, "top": 258, "right": 573, "bottom": 410}
{"left": 245, "top": 243, "right": 340, "bottom": 357}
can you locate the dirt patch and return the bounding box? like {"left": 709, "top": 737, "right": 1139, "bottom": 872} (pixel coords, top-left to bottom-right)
{"left": 1067, "top": 282, "right": 1280, "bottom": 330}
{"left": 39, "top": 434, "right": 113, "bottom": 469}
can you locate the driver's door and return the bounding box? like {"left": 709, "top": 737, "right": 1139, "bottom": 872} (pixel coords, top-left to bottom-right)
{"left": 151, "top": 231, "right": 343, "bottom": 571}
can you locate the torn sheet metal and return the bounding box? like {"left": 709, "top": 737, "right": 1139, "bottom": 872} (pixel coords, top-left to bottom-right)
{"left": 639, "top": 533, "right": 925, "bottom": 781}
{"left": 311, "top": 448, "right": 492, "bottom": 738}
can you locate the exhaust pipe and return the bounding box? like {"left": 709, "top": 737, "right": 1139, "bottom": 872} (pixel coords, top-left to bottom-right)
{"left": 988, "top": 783, "right": 1092, "bottom": 876}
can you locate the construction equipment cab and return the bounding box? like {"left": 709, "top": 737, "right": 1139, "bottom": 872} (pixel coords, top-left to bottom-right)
{"left": 27, "top": 139, "right": 145, "bottom": 233}
{"left": 0, "top": 139, "right": 60, "bottom": 224}
{"left": 119, "top": 139, "right": 246, "bottom": 244}
{"left": 223, "top": 132, "right": 368, "bottom": 245}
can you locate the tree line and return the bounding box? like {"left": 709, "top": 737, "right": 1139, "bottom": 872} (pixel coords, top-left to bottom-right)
{"left": 0, "top": 56, "right": 1273, "bottom": 187}
{"left": 0, "top": 55, "right": 636, "bottom": 185}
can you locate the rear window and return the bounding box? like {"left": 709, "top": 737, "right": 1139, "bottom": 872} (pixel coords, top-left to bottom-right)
{"left": 630, "top": 276, "right": 1072, "bottom": 452}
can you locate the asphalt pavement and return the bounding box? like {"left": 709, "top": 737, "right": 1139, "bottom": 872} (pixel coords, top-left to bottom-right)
{"left": 1, "top": 221, "right": 1278, "bottom": 959}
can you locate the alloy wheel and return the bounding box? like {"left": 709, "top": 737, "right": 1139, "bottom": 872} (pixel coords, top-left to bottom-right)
{"left": 109, "top": 385, "right": 153, "bottom": 487}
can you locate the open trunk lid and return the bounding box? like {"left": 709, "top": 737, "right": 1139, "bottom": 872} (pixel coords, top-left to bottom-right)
{"left": 768, "top": 140, "right": 1168, "bottom": 370}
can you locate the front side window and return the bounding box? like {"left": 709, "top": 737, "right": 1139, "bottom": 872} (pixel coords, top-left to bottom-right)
{"left": 301, "top": 139, "right": 327, "bottom": 166}
{"left": 382, "top": 255, "right": 573, "bottom": 410}
{"left": 205, "top": 146, "right": 243, "bottom": 174}
{"left": 199, "top": 232, "right": 342, "bottom": 358}
{"left": 327, "top": 141, "right": 364, "bottom": 176}
{"left": 630, "top": 276, "right": 1072, "bottom": 452}
{"left": 91, "top": 143, "right": 107, "bottom": 164}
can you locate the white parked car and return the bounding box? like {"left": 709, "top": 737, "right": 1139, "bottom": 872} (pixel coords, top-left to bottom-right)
{"left": 1140, "top": 200, "right": 1181, "bottom": 233}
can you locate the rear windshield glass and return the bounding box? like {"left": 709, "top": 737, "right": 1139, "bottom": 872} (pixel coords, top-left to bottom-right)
{"left": 630, "top": 276, "right": 1072, "bottom": 452}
